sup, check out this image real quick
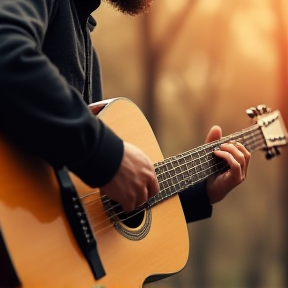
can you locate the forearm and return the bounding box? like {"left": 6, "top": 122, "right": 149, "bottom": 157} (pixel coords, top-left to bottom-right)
{"left": 179, "top": 180, "right": 213, "bottom": 223}
{"left": 0, "top": 0, "right": 123, "bottom": 187}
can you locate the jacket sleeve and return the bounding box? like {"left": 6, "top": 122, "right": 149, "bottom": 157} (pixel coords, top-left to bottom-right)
{"left": 179, "top": 180, "right": 213, "bottom": 223}
{"left": 0, "top": 0, "right": 123, "bottom": 188}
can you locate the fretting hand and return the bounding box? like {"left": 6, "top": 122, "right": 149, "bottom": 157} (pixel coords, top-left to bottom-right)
{"left": 204, "top": 125, "right": 251, "bottom": 204}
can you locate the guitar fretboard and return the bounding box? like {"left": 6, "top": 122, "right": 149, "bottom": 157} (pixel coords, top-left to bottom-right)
{"left": 148, "top": 124, "right": 265, "bottom": 208}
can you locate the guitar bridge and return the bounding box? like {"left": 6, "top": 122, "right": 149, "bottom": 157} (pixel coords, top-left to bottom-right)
{"left": 55, "top": 167, "right": 106, "bottom": 280}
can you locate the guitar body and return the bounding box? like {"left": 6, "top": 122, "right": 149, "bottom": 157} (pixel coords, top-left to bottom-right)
{"left": 0, "top": 98, "right": 189, "bottom": 288}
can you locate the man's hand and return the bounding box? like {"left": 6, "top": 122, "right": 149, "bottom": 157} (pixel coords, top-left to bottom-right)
{"left": 100, "top": 142, "right": 159, "bottom": 212}
{"left": 205, "top": 125, "right": 251, "bottom": 204}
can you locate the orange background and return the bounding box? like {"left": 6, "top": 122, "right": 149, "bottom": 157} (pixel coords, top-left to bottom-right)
{"left": 92, "top": 0, "right": 288, "bottom": 287}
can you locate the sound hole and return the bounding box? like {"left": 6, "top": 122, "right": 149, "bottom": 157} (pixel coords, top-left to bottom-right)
{"left": 110, "top": 200, "right": 145, "bottom": 228}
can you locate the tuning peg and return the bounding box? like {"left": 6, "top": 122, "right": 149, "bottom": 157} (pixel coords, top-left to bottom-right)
{"left": 246, "top": 107, "right": 258, "bottom": 119}
{"left": 274, "top": 147, "right": 280, "bottom": 156}
{"left": 256, "top": 105, "right": 267, "bottom": 114}
{"left": 265, "top": 149, "right": 275, "bottom": 160}
{"left": 257, "top": 104, "right": 272, "bottom": 114}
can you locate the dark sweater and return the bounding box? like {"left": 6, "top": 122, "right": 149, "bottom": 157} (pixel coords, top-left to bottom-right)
{"left": 0, "top": 0, "right": 212, "bottom": 222}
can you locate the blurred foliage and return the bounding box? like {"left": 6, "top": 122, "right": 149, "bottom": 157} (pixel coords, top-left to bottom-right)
{"left": 92, "top": 0, "right": 288, "bottom": 287}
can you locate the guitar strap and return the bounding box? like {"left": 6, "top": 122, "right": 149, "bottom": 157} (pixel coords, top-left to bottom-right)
{"left": 0, "top": 225, "right": 21, "bottom": 288}
{"left": 55, "top": 167, "right": 106, "bottom": 280}
{"left": 0, "top": 167, "right": 105, "bottom": 288}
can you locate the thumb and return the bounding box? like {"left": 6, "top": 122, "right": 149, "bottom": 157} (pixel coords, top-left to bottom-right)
{"left": 205, "top": 125, "right": 222, "bottom": 143}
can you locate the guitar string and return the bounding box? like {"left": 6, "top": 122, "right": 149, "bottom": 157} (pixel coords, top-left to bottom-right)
{"left": 88, "top": 154, "right": 248, "bottom": 228}
{"left": 80, "top": 127, "right": 262, "bottom": 200}
{"left": 80, "top": 127, "right": 263, "bottom": 207}
{"left": 83, "top": 152, "right": 230, "bottom": 220}
{"left": 85, "top": 201, "right": 121, "bottom": 216}
{"left": 92, "top": 206, "right": 149, "bottom": 236}
{"left": 154, "top": 132, "right": 265, "bottom": 192}
{"left": 89, "top": 123, "right": 278, "bottom": 235}
{"left": 82, "top": 132, "right": 265, "bottom": 223}
{"left": 93, "top": 224, "right": 114, "bottom": 235}
{"left": 91, "top": 153, "right": 267, "bottom": 234}
{"left": 154, "top": 133, "right": 264, "bottom": 184}
{"left": 84, "top": 132, "right": 266, "bottom": 232}
{"left": 90, "top": 140, "right": 257, "bottom": 237}
{"left": 83, "top": 130, "right": 263, "bottom": 204}
{"left": 83, "top": 142, "right": 230, "bottom": 218}
{"left": 82, "top": 195, "right": 114, "bottom": 207}
{"left": 154, "top": 127, "right": 263, "bottom": 171}
{"left": 80, "top": 191, "right": 109, "bottom": 203}
{"left": 81, "top": 135, "right": 266, "bottom": 225}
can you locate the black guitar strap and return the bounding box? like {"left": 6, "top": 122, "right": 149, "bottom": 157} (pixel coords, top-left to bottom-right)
{"left": 0, "top": 166, "right": 105, "bottom": 288}
{"left": 55, "top": 167, "right": 106, "bottom": 280}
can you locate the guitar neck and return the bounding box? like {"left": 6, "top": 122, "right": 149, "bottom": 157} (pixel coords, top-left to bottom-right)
{"left": 148, "top": 124, "right": 265, "bottom": 208}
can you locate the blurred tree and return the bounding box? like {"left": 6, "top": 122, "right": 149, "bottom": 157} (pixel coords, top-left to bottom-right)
{"left": 140, "top": 0, "right": 198, "bottom": 135}
{"left": 142, "top": 1, "right": 235, "bottom": 287}
{"left": 273, "top": 0, "right": 288, "bottom": 287}
{"left": 93, "top": 0, "right": 288, "bottom": 287}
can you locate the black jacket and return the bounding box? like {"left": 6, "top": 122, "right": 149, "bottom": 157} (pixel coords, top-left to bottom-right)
{"left": 0, "top": 0, "right": 212, "bottom": 222}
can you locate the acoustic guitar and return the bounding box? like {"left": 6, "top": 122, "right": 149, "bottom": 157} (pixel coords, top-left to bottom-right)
{"left": 0, "top": 97, "right": 287, "bottom": 288}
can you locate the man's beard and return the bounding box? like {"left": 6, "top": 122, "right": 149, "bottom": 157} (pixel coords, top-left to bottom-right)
{"left": 104, "top": 0, "right": 154, "bottom": 16}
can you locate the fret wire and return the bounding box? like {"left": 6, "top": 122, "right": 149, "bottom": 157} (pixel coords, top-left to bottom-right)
{"left": 156, "top": 137, "right": 264, "bottom": 187}
{"left": 158, "top": 158, "right": 223, "bottom": 190}
{"left": 157, "top": 151, "right": 225, "bottom": 187}
{"left": 168, "top": 126, "right": 256, "bottom": 164}
{"left": 152, "top": 127, "right": 265, "bottom": 206}
{"left": 155, "top": 127, "right": 263, "bottom": 175}
{"left": 153, "top": 159, "right": 227, "bottom": 206}
{"left": 156, "top": 134, "right": 265, "bottom": 188}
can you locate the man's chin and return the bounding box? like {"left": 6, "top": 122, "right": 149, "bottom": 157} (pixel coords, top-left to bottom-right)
{"left": 104, "top": 0, "right": 153, "bottom": 16}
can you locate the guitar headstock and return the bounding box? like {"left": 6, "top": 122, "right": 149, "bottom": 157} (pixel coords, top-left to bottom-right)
{"left": 246, "top": 105, "right": 288, "bottom": 159}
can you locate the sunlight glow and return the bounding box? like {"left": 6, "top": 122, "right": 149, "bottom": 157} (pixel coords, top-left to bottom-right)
{"left": 164, "top": 0, "right": 190, "bottom": 14}
{"left": 183, "top": 52, "right": 209, "bottom": 94}
{"left": 230, "top": 7, "right": 277, "bottom": 66}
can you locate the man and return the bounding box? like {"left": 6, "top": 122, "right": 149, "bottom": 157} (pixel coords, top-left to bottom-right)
{"left": 0, "top": 0, "right": 250, "bottom": 218}
{"left": 0, "top": 0, "right": 250, "bottom": 283}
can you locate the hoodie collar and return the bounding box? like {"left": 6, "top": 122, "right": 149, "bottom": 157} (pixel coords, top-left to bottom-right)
{"left": 73, "top": 0, "right": 101, "bottom": 27}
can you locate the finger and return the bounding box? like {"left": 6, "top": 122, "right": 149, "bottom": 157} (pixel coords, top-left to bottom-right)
{"left": 220, "top": 143, "right": 246, "bottom": 175}
{"left": 214, "top": 148, "right": 243, "bottom": 183}
{"left": 135, "top": 187, "right": 148, "bottom": 207}
{"left": 231, "top": 142, "right": 251, "bottom": 176}
{"left": 119, "top": 185, "right": 139, "bottom": 213}
{"left": 205, "top": 125, "right": 222, "bottom": 143}
{"left": 147, "top": 170, "right": 159, "bottom": 198}
{"left": 122, "top": 198, "right": 136, "bottom": 213}
{"left": 224, "top": 142, "right": 251, "bottom": 178}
